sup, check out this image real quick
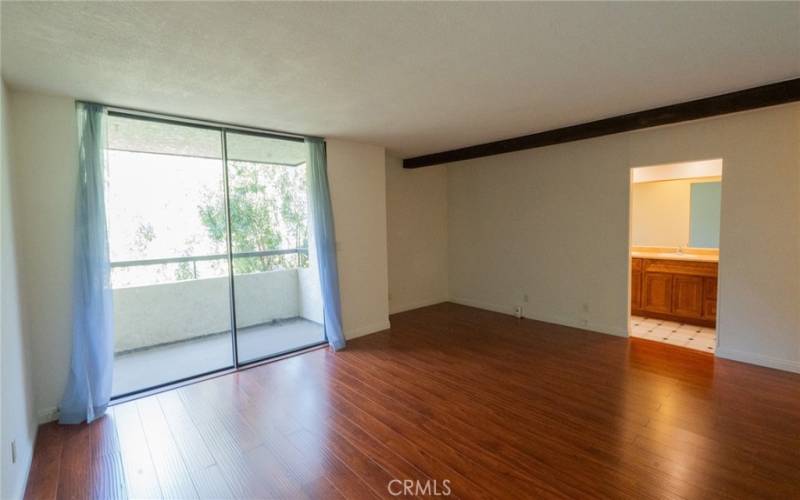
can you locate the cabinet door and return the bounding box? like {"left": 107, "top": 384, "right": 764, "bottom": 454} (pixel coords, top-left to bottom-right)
{"left": 703, "top": 278, "right": 717, "bottom": 320}
{"left": 642, "top": 272, "right": 672, "bottom": 314}
{"left": 631, "top": 269, "right": 642, "bottom": 310}
{"left": 672, "top": 275, "right": 704, "bottom": 318}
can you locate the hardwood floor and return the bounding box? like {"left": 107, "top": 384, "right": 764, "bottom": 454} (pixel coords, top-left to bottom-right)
{"left": 24, "top": 303, "right": 800, "bottom": 499}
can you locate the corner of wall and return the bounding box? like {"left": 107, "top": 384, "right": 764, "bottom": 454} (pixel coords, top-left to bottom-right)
{"left": 385, "top": 154, "right": 449, "bottom": 316}
{"left": 1, "top": 81, "right": 40, "bottom": 500}
{"left": 326, "top": 139, "right": 390, "bottom": 340}
{"left": 346, "top": 319, "right": 392, "bottom": 341}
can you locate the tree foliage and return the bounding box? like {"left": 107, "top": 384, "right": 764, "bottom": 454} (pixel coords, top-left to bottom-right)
{"left": 198, "top": 161, "right": 309, "bottom": 275}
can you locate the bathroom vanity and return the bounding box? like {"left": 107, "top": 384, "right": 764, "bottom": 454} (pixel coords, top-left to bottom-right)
{"left": 631, "top": 251, "right": 718, "bottom": 328}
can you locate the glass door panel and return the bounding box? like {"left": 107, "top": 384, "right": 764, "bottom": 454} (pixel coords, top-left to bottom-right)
{"left": 106, "top": 115, "right": 234, "bottom": 397}
{"left": 224, "top": 131, "right": 325, "bottom": 364}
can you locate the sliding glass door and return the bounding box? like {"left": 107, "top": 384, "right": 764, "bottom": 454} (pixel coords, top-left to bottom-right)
{"left": 225, "top": 132, "right": 325, "bottom": 364}
{"left": 106, "top": 112, "right": 324, "bottom": 398}
{"left": 106, "top": 115, "right": 234, "bottom": 397}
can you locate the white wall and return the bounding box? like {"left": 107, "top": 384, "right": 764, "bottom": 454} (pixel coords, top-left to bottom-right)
{"left": 8, "top": 90, "right": 391, "bottom": 421}
{"left": 326, "top": 139, "right": 391, "bottom": 338}
{"left": 385, "top": 154, "right": 448, "bottom": 313}
{"left": 1, "top": 82, "right": 37, "bottom": 500}
{"left": 7, "top": 90, "right": 76, "bottom": 424}
{"left": 448, "top": 103, "right": 800, "bottom": 373}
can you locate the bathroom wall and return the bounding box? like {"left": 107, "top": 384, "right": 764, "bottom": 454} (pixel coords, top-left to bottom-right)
{"left": 630, "top": 176, "right": 721, "bottom": 248}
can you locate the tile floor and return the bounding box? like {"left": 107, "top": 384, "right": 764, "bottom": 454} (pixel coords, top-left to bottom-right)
{"left": 630, "top": 315, "right": 716, "bottom": 353}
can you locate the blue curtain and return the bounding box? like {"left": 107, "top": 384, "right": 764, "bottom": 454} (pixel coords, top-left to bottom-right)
{"left": 59, "top": 102, "right": 114, "bottom": 424}
{"left": 306, "top": 138, "right": 346, "bottom": 350}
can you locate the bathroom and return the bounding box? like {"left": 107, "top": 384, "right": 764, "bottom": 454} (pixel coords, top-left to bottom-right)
{"left": 629, "top": 159, "right": 722, "bottom": 352}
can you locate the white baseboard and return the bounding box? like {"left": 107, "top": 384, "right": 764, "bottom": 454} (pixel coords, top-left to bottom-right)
{"left": 11, "top": 429, "right": 36, "bottom": 500}
{"left": 389, "top": 297, "right": 448, "bottom": 315}
{"left": 716, "top": 348, "right": 800, "bottom": 374}
{"left": 452, "top": 296, "right": 800, "bottom": 374}
{"left": 449, "top": 296, "right": 513, "bottom": 316}
{"left": 449, "top": 296, "right": 628, "bottom": 338}
{"left": 345, "top": 319, "right": 391, "bottom": 340}
{"left": 37, "top": 407, "right": 58, "bottom": 424}
{"left": 535, "top": 314, "right": 628, "bottom": 338}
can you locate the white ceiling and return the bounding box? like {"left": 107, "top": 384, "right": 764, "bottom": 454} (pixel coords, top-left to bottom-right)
{"left": 2, "top": 2, "right": 798, "bottom": 158}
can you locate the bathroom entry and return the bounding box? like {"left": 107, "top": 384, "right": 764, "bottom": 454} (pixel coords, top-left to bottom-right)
{"left": 628, "top": 159, "right": 722, "bottom": 353}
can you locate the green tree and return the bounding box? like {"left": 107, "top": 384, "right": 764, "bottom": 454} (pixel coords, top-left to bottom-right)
{"left": 133, "top": 222, "right": 155, "bottom": 253}
{"left": 198, "top": 161, "right": 308, "bottom": 275}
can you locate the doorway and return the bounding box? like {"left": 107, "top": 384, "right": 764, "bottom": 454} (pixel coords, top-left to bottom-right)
{"left": 105, "top": 111, "right": 325, "bottom": 398}
{"left": 628, "top": 160, "right": 722, "bottom": 353}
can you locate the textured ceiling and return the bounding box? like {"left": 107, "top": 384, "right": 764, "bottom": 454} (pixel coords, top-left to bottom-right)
{"left": 2, "top": 2, "right": 798, "bottom": 158}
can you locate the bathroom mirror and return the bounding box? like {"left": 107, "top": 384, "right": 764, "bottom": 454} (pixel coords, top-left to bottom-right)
{"left": 689, "top": 181, "right": 721, "bottom": 248}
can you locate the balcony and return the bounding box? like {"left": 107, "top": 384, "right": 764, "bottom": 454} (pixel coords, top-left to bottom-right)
{"left": 110, "top": 249, "right": 325, "bottom": 396}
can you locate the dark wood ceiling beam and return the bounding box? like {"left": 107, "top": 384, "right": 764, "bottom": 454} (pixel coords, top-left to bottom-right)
{"left": 403, "top": 78, "right": 800, "bottom": 168}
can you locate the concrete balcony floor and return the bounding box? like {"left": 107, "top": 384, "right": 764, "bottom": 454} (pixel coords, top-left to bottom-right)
{"left": 112, "top": 318, "right": 324, "bottom": 396}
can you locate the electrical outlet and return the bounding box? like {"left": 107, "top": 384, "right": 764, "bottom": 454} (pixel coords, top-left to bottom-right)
{"left": 11, "top": 440, "right": 16, "bottom": 464}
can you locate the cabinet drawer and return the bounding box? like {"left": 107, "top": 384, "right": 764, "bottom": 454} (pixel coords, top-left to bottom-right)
{"left": 643, "top": 259, "right": 718, "bottom": 278}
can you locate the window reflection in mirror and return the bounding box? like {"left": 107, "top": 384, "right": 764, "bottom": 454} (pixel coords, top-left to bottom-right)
{"left": 689, "top": 181, "right": 721, "bottom": 248}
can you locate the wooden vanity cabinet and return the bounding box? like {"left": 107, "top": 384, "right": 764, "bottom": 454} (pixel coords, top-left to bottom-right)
{"left": 631, "top": 257, "right": 717, "bottom": 327}
{"left": 630, "top": 258, "right": 642, "bottom": 310}
{"left": 702, "top": 278, "right": 717, "bottom": 320}
{"left": 642, "top": 272, "right": 672, "bottom": 314}
{"left": 671, "top": 275, "right": 704, "bottom": 318}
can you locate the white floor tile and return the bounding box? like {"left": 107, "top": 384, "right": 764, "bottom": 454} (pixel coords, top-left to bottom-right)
{"left": 669, "top": 330, "right": 694, "bottom": 343}
{"left": 663, "top": 336, "right": 690, "bottom": 347}
{"left": 640, "top": 330, "right": 662, "bottom": 340}
{"left": 686, "top": 337, "right": 716, "bottom": 352}
{"left": 650, "top": 326, "right": 675, "bottom": 341}
{"left": 679, "top": 324, "right": 706, "bottom": 335}
{"left": 661, "top": 320, "right": 683, "bottom": 331}
{"left": 630, "top": 316, "right": 716, "bottom": 353}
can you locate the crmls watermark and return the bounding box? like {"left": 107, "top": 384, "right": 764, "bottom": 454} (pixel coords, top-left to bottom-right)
{"left": 387, "top": 479, "right": 452, "bottom": 496}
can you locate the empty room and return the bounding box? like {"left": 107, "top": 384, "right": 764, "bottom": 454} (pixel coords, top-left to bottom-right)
{"left": 2, "top": 2, "right": 799, "bottom": 499}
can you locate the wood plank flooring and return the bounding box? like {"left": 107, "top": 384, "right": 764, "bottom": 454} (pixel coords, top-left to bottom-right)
{"left": 24, "top": 303, "right": 800, "bottom": 499}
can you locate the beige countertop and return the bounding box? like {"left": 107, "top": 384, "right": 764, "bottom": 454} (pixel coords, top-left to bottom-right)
{"left": 631, "top": 251, "right": 718, "bottom": 263}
